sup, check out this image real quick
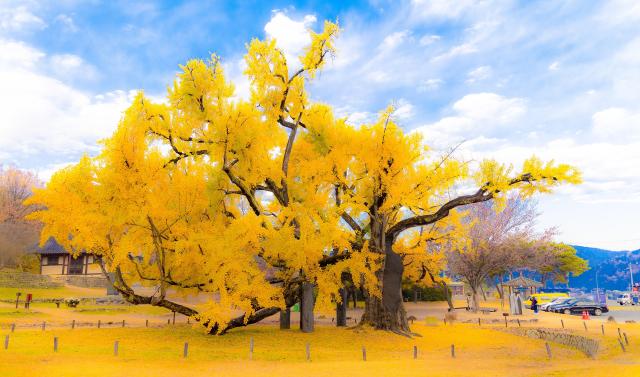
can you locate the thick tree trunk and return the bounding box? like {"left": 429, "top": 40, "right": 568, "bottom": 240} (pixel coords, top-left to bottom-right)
{"left": 442, "top": 282, "right": 454, "bottom": 311}
{"left": 300, "top": 282, "right": 315, "bottom": 333}
{"left": 279, "top": 308, "right": 291, "bottom": 329}
{"left": 336, "top": 287, "right": 347, "bottom": 327}
{"left": 470, "top": 285, "right": 481, "bottom": 312}
{"left": 360, "top": 218, "right": 410, "bottom": 334}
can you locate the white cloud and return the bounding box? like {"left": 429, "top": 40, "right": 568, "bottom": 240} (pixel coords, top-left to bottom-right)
{"left": 418, "top": 78, "right": 443, "bottom": 92}
{"left": 431, "top": 42, "right": 478, "bottom": 62}
{"left": 412, "top": 93, "right": 526, "bottom": 149}
{"left": 452, "top": 92, "right": 525, "bottom": 122}
{"left": 548, "top": 61, "right": 560, "bottom": 71}
{"left": 0, "top": 39, "right": 44, "bottom": 68}
{"left": 264, "top": 12, "right": 316, "bottom": 67}
{"left": 0, "top": 5, "right": 45, "bottom": 32}
{"left": 394, "top": 99, "right": 414, "bottom": 120}
{"left": 410, "top": 0, "right": 480, "bottom": 19}
{"left": 465, "top": 65, "right": 491, "bottom": 83}
{"left": 592, "top": 107, "right": 640, "bottom": 142}
{"left": 419, "top": 34, "right": 441, "bottom": 46}
{"left": 54, "top": 14, "right": 78, "bottom": 32}
{"left": 379, "top": 30, "right": 410, "bottom": 52}
{"left": 50, "top": 54, "right": 98, "bottom": 80}
{"left": 0, "top": 40, "right": 132, "bottom": 167}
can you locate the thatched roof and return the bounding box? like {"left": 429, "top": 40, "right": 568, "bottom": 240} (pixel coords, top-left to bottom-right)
{"left": 502, "top": 276, "right": 543, "bottom": 288}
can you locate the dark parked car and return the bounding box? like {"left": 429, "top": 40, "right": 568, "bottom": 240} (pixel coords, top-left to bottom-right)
{"left": 552, "top": 299, "right": 608, "bottom": 316}
{"left": 542, "top": 298, "right": 574, "bottom": 312}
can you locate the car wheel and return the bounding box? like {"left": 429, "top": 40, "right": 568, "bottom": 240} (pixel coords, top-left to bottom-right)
{"left": 594, "top": 309, "right": 602, "bottom": 316}
{"left": 563, "top": 309, "right": 571, "bottom": 315}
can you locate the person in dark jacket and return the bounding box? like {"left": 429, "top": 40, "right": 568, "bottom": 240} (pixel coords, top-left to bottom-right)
{"left": 531, "top": 296, "right": 538, "bottom": 314}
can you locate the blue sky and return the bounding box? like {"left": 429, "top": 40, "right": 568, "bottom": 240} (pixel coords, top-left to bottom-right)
{"left": 1, "top": 0, "right": 639, "bottom": 250}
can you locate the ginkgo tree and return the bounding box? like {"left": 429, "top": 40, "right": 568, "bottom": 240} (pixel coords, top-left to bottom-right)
{"left": 306, "top": 108, "right": 581, "bottom": 334}
{"left": 27, "top": 19, "right": 581, "bottom": 336}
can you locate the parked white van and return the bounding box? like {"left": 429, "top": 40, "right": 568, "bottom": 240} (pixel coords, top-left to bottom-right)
{"left": 617, "top": 293, "right": 634, "bottom": 305}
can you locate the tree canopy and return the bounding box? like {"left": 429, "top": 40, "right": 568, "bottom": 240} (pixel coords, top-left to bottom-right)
{"left": 27, "top": 20, "right": 582, "bottom": 335}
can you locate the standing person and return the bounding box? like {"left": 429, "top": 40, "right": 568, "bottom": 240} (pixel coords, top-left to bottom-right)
{"left": 531, "top": 296, "right": 538, "bottom": 314}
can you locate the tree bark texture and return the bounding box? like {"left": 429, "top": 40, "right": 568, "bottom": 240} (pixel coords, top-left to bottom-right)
{"left": 300, "top": 282, "right": 315, "bottom": 333}
{"left": 360, "top": 218, "right": 410, "bottom": 334}
{"left": 336, "top": 287, "right": 347, "bottom": 327}
{"left": 279, "top": 308, "right": 291, "bottom": 329}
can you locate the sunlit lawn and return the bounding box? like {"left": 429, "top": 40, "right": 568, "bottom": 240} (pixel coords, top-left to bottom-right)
{"left": 1, "top": 314, "right": 640, "bottom": 377}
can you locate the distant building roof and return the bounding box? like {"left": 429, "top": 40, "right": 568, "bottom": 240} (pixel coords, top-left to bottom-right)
{"left": 502, "top": 276, "right": 543, "bottom": 288}
{"left": 33, "top": 237, "right": 69, "bottom": 255}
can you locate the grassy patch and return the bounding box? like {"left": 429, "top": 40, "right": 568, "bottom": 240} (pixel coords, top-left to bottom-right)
{"left": 0, "top": 286, "right": 106, "bottom": 300}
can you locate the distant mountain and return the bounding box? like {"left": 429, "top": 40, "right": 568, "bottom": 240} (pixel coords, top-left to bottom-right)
{"left": 568, "top": 245, "right": 640, "bottom": 291}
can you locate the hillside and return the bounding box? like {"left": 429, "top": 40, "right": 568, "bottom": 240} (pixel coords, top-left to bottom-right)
{"left": 569, "top": 245, "right": 640, "bottom": 291}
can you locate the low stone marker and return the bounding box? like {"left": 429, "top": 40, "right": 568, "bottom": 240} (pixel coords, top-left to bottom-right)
{"left": 53, "top": 337, "right": 58, "bottom": 352}
{"left": 4, "top": 335, "right": 8, "bottom": 350}
{"left": 249, "top": 337, "right": 254, "bottom": 360}
{"left": 183, "top": 342, "right": 188, "bottom": 358}
{"left": 114, "top": 340, "right": 119, "bottom": 356}
{"left": 362, "top": 345, "right": 366, "bottom": 361}
{"left": 306, "top": 342, "right": 311, "bottom": 361}
{"left": 413, "top": 345, "right": 418, "bottom": 359}
{"left": 451, "top": 344, "right": 455, "bottom": 358}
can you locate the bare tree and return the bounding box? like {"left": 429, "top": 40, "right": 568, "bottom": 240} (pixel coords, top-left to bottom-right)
{"left": 0, "top": 166, "right": 42, "bottom": 268}
{"left": 446, "top": 196, "right": 538, "bottom": 312}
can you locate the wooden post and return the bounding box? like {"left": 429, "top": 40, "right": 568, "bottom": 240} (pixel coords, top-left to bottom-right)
{"left": 146, "top": 319, "right": 149, "bottom": 328}
{"left": 172, "top": 311, "right": 176, "bottom": 325}
{"left": 478, "top": 318, "right": 481, "bottom": 326}
{"left": 306, "top": 342, "right": 311, "bottom": 361}
{"left": 122, "top": 320, "right": 125, "bottom": 328}
{"left": 114, "top": 340, "right": 119, "bottom": 356}
{"left": 72, "top": 320, "right": 75, "bottom": 329}
{"left": 413, "top": 345, "right": 418, "bottom": 359}
{"left": 583, "top": 321, "right": 587, "bottom": 331}
{"left": 362, "top": 346, "right": 366, "bottom": 361}
{"left": 624, "top": 333, "right": 629, "bottom": 346}
{"left": 98, "top": 320, "right": 101, "bottom": 329}
{"left": 42, "top": 321, "right": 45, "bottom": 331}
{"left": 560, "top": 319, "right": 564, "bottom": 329}
{"left": 545, "top": 342, "right": 552, "bottom": 359}
{"left": 53, "top": 337, "right": 58, "bottom": 352}
{"left": 249, "top": 337, "right": 254, "bottom": 360}
{"left": 167, "top": 319, "right": 170, "bottom": 325}
{"left": 10, "top": 323, "right": 15, "bottom": 333}
{"left": 517, "top": 319, "right": 521, "bottom": 327}
{"left": 4, "top": 335, "right": 8, "bottom": 350}
{"left": 618, "top": 327, "right": 622, "bottom": 338}
{"left": 618, "top": 338, "right": 626, "bottom": 352}
{"left": 601, "top": 324, "right": 605, "bottom": 335}
{"left": 451, "top": 344, "right": 455, "bottom": 358}
{"left": 183, "top": 342, "right": 188, "bottom": 358}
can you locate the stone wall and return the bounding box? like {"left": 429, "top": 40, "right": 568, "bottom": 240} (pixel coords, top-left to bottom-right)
{"left": 0, "top": 271, "right": 62, "bottom": 288}
{"left": 501, "top": 327, "right": 600, "bottom": 358}
{"left": 52, "top": 275, "right": 109, "bottom": 288}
